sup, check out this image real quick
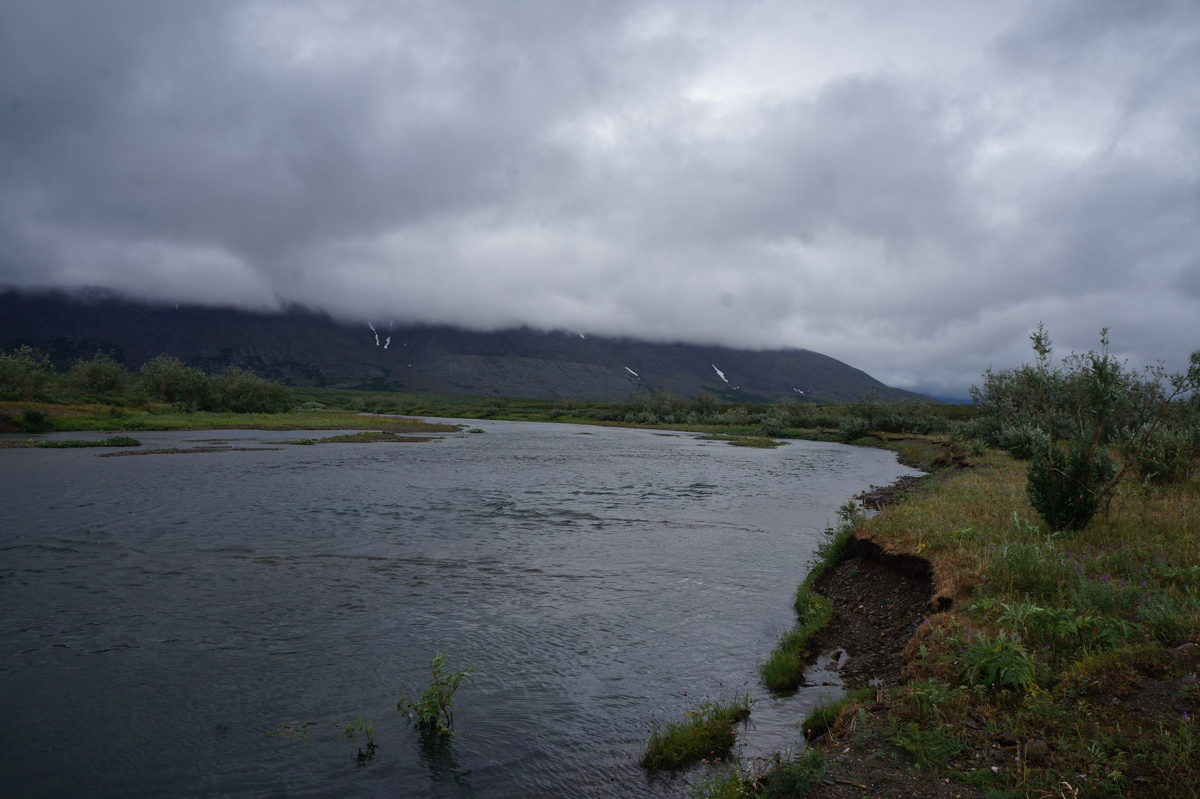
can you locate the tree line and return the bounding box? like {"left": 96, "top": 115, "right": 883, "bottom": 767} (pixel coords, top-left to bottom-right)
{"left": 0, "top": 346, "right": 291, "bottom": 414}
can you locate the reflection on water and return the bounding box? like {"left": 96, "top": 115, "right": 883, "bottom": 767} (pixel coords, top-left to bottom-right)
{"left": 419, "top": 731, "right": 473, "bottom": 791}
{"left": 0, "top": 421, "right": 919, "bottom": 797}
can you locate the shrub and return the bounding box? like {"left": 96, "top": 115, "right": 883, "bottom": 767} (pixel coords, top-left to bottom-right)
{"left": 17, "top": 407, "right": 52, "bottom": 433}
{"left": 996, "top": 422, "right": 1048, "bottom": 461}
{"left": 213, "top": 367, "right": 291, "bottom": 413}
{"left": 399, "top": 651, "right": 474, "bottom": 732}
{"left": 758, "top": 417, "right": 785, "bottom": 438}
{"left": 1026, "top": 438, "right": 1116, "bottom": 531}
{"left": 1123, "top": 421, "right": 1197, "bottom": 485}
{"left": 68, "top": 352, "right": 128, "bottom": 399}
{"left": 0, "top": 346, "right": 55, "bottom": 401}
{"left": 140, "top": 355, "right": 215, "bottom": 410}
{"left": 837, "top": 417, "right": 868, "bottom": 442}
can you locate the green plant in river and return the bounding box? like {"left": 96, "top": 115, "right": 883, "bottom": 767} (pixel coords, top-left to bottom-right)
{"left": 641, "top": 693, "right": 752, "bottom": 771}
{"left": 399, "top": 651, "right": 475, "bottom": 732}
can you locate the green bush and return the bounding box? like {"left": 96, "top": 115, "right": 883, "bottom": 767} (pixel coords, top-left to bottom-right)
{"left": 213, "top": 367, "right": 291, "bottom": 413}
{"left": 0, "top": 346, "right": 55, "bottom": 401}
{"left": 758, "top": 417, "right": 785, "bottom": 437}
{"left": 1026, "top": 438, "right": 1116, "bottom": 531}
{"left": 837, "top": 417, "right": 868, "bottom": 442}
{"left": 1123, "top": 421, "right": 1197, "bottom": 485}
{"left": 17, "top": 407, "right": 52, "bottom": 432}
{"left": 68, "top": 352, "right": 128, "bottom": 400}
{"left": 140, "top": 355, "right": 215, "bottom": 410}
{"left": 996, "top": 422, "right": 1048, "bottom": 461}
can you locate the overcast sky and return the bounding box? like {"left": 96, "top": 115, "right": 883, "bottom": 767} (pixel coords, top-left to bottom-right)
{"left": 1, "top": 1, "right": 1197, "bottom": 397}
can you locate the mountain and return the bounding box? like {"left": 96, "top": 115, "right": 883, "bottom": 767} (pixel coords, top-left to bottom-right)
{"left": 0, "top": 289, "right": 925, "bottom": 403}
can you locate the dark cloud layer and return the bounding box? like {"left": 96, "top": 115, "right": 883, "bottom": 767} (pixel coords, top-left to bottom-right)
{"left": 2, "top": 0, "right": 1197, "bottom": 396}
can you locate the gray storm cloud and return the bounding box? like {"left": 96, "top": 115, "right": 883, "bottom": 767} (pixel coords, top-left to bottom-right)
{"left": 1, "top": 0, "right": 1197, "bottom": 397}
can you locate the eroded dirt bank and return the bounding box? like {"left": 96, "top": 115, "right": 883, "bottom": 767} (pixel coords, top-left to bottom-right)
{"left": 799, "top": 536, "right": 988, "bottom": 798}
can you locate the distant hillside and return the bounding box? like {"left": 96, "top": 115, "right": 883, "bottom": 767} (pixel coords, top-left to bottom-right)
{"left": 0, "top": 289, "right": 925, "bottom": 403}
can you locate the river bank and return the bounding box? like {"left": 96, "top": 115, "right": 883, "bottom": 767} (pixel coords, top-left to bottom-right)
{"left": 778, "top": 450, "right": 1200, "bottom": 799}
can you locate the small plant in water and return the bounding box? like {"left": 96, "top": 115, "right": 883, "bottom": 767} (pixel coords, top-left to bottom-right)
{"left": 343, "top": 715, "right": 379, "bottom": 765}
{"left": 399, "top": 651, "right": 475, "bottom": 733}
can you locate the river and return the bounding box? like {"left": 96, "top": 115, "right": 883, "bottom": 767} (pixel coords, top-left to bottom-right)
{"left": 0, "top": 420, "right": 919, "bottom": 797}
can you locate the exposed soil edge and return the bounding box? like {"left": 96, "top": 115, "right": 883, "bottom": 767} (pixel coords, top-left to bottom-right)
{"left": 801, "top": 534, "right": 946, "bottom": 691}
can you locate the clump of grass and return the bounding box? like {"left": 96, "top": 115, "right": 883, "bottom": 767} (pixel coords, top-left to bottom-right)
{"left": 960, "top": 629, "right": 1036, "bottom": 693}
{"left": 890, "top": 719, "right": 966, "bottom": 770}
{"left": 308, "top": 431, "right": 436, "bottom": 444}
{"left": 760, "top": 592, "right": 833, "bottom": 692}
{"left": 467, "top": 428, "right": 485, "bottom": 434}
{"left": 802, "top": 687, "right": 875, "bottom": 739}
{"left": 641, "top": 694, "right": 751, "bottom": 771}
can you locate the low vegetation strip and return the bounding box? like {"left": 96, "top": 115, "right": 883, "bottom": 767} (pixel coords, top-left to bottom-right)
{"left": 0, "top": 436, "right": 141, "bottom": 448}
{"left": 285, "top": 431, "right": 442, "bottom": 444}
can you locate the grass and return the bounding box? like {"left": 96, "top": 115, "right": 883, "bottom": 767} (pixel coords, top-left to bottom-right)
{"left": 807, "top": 449, "right": 1200, "bottom": 796}
{"left": 690, "top": 749, "right": 827, "bottom": 799}
{"left": 696, "top": 433, "right": 787, "bottom": 449}
{"left": 641, "top": 694, "right": 752, "bottom": 771}
{"left": 286, "top": 431, "right": 442, "bottom": 444}
{"left": 760, "top": 502, "right": 862, "bottom": 692}
{"left": 801, "top": 687, "right": 875, "bottom": 739}
{"left": 0, "top": 436, "right": 141, "bottom": 448}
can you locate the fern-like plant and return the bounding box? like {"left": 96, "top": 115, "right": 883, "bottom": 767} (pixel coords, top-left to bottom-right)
{"left": 961, "top": 630, "right": 1036, "bottom": 693}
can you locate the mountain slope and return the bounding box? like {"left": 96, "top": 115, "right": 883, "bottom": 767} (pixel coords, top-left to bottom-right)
{"left": 0, "top": 289, "right": 924, "bottom": 403}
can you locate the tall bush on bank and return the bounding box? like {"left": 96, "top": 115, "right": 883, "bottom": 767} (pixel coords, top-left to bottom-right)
{"left": 139, "top": 355, "right": 216, "bottom": 410}
{"left": 985, "top": 325, "right": 1200, "bottom": 531}
{"left": 0, "top": 346, "right": 56, "bottom": 401}
{"left": 68, "top": 352, "right": 129, "bottom": 401}
{"left": 213, "top": 366, "right": 291, "bottom": 413}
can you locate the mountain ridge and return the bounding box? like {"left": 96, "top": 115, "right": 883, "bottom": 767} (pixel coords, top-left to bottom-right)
{"left": 0, "top": 288, "right": 925, "bottom": 403}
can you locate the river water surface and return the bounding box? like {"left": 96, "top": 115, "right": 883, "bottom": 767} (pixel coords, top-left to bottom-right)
{"left": 0, "top": 421, "right": 919, "bottom": 798}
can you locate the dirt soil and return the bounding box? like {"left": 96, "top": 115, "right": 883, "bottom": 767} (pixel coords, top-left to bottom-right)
{"left": 806, "top": 538, "right": 941, "bottom": 690}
